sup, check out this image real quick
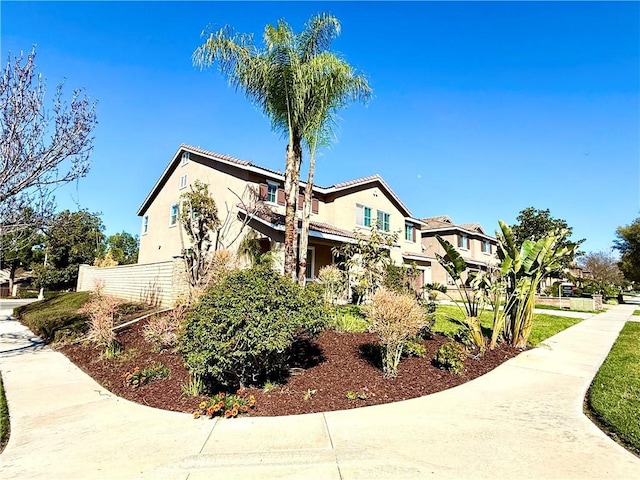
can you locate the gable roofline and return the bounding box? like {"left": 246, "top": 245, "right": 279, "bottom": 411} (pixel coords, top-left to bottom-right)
{"left": 322, "top": 174, "right": 412, "bottom": 217}
{"left": 137, "top": 144, "right": 412, "bottom": 217}
{"left": 420, "top": 226, "right": 497, "bottom": 242}
{"left": 459, "top": 223, "right": 487, "bottom": 235}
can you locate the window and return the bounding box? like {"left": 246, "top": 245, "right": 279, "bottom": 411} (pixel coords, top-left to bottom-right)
{"left": 405, "top": 223, "right": 414, "bottom": 242}
{"left": 458, "top": 235, "right": 469, "bottom": 249}
{"left": 142, "top": 215, "right": 149, "bottom": 235}
{"left": 267, "top": 183, "right": 277, "bottom": 203}
{"left": 181, "top": 151, "right": 189, "bottom": 165}
{"left": 481, "top": 240, "right": 492, "bottom": 254}
{"left": 377, "top": 210, "right": 390, "bottom": 231}
{"left": 356, "top": 204, "right": 372, "bottom": 227}
{"left": 169, "top": 204, "right": 179, "bottom": 227}
{"left": 180, "top": 174, "right": 187, "bottom": 189}
{"left": 305, "top": 247, "right": 315, "bottom": 280}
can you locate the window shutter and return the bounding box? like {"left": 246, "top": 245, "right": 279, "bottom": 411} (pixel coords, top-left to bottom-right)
{"left": 412, "top": 226, "right": 416, "bottom": 242}
{"left": 298, "top": 193, "right": 304, "bottom": 210}
{"left": 457, "top": 235, "right": 462, "bottom": 247}
{"left": 312, "top": 198, "right": 319, "bottom": 214}
{"left": 259, "top": 183, "right": 268, "bottom": 200}
{"left": 277, "top": 188, "right": 285, "bottom": 205}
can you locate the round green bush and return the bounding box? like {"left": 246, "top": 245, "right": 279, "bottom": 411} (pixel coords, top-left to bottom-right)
{"left": 180, "top": 267, "right": 328, "bottom": 389}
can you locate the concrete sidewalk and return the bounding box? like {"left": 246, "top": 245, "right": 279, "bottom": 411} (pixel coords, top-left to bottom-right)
{"left": 1, "top": 304, "right": 639, "bottom": 479}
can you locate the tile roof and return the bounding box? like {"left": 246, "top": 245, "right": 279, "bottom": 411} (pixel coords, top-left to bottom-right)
{"left": 459, "top": 223, "right": 485, "bottom": 234}
{"left": 139, "top": 144, "right": 411, "bottom": 217}
{"left": 419, "top": 215, "right": 495, "bottom": 240}
{"left": 247, "top": 208, "right": 357, "bottom": 240}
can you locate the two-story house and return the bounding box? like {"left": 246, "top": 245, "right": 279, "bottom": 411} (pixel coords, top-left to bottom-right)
{"left": 137, "top": 144, "right": 432, "bottom": 287}
{"left": 420, "top": 215, "right": 499, "bottom": 288}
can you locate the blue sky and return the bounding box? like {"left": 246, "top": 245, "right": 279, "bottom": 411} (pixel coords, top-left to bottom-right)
{"left": 2, "top": 1, "right": 638, "bottom": 255}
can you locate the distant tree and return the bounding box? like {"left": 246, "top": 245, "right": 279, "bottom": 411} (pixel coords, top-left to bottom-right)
{"left": 577, "top": 251, "right": 624, "bottom": 293}
{"left": 614, "top": 217, "right": 640, "bottom": 284}
{"left": 33, "top": 210, "right": 105, "bottom": 290}
{"left": 104, "top": 232, "right": 139, "bottom": 265}
{"left": 0, "top": 48, "right": 97, "bottom": 235}
{"left": 510, "top": 207, "right": 583, "bottom": 272}
{"left": 0, "top": 208, "right": 45, "bottom": 295}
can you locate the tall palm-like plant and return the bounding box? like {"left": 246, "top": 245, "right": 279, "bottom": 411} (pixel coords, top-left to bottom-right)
{"left": 435, "top": 235, "right": 486, "bottom": 350}
{"left": 496, "top": 220, "right": 578, "bottom": 348}
{"left": 297, "top": 58, "right": 371, "bottom": 285}
{"left": 193, "top": 14, "right": 368, "bottom": 278}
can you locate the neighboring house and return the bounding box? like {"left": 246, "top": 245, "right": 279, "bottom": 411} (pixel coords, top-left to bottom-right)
{"left": 137, "top": 144, "right": 433, "bottom": 286}
{"left": 420, "top": 215, "right": 499, "bottom": 287}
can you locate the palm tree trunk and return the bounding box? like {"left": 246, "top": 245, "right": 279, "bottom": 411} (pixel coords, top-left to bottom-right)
{"left": 283, "top": 140, "right": 302, "bottom": 278}
{"left": 297, "top": 150, "right": 316, "bottom": 286}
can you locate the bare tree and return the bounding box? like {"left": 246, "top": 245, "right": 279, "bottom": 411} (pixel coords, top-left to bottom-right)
{"left": 577, "top": 251, "right": 624, "bottom": 288}
{"left": 0, "top": 48, "right": 97, "bottom": 234}
{"left": 179, "top": 181, "right": 267, "bottom": 294}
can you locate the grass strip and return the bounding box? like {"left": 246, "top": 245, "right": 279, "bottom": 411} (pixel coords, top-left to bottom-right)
{"left": 588, "top": 321, "right": 640, "bottom": 455}
{"left": 0, "top": 373, "right": 9, "bottom": 453}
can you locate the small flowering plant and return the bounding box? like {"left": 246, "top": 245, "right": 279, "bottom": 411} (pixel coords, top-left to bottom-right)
{"left": 123, "top": 362, "right": 169, "bottom": 388}
{"left": 193, "top": 390, "right": 256, "bottom": 419}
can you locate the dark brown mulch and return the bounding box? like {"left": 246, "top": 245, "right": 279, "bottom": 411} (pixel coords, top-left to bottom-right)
{"left": 58, "top": 318, "right": 522, "bottom": 417}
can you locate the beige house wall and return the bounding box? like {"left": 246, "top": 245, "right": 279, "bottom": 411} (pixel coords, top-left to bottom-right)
{"left": 421, "top": 231, "right": 498, "bottom": 286}
{"left": 77, "top": 259, "right": 188, "bottom": 307}
{"left": 139, "top": 154, "right": 262, "bottom": 264}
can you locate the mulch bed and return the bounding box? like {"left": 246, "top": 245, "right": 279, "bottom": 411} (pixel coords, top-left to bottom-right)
{"left": 58, "top": 317, "right": 522, "bottom": 417}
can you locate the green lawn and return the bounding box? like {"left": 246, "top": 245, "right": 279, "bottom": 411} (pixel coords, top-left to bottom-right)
{"left": 589, "top": 321, "right": 640, "bottom": 455}
{"left": 633, "top": 310, "right": 640, "bottom": 316}
{"left": 0, "top": 373, "right": 9, "bottom": 452}
{"left": 434, "top": 304, "right": 583, "bottom": 347}
{"left": 14, "top": 292, "right": 156, "bottom": 344}
{"left": 14, "top": 292, "right": 91, "bottom": 343}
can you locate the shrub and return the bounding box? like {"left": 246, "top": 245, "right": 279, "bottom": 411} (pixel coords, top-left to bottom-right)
{"left": 80, "top": 287, "right": 121, "bottom": 356}
{"left": 143, "top": 305, "right": 186, "bottom": 352}
{"left": 328, "top": 305, "right": 370, "bottom": 333}
{"left": 366, "top": 288, "right": 428, "bottom": 378}
{"left": 403, "top": 339, "right": 427, "bottom": 358}
{"left": 433, "top": 341, "right": 466, "bottom": 375}
{"left": 181, "top": 267, "right": 328, "bottom": 389}
{"left": 123, "top": 362, "right": 170, "bottom": 388}
{"left": 317, "top": 265, "right": 345, "bottom": 304}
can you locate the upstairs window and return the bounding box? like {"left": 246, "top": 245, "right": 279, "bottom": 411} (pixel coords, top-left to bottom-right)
{"left": 481, "top": 240, "right": 492, "bottom": 254}
{"left": 267, "top": 184, "right": 277, "bottom": 203}
{"left": 142, "top": 215, "right": 149, "bottom": 235}
{"left": 180, "top": 174, "right": 187, "bottom": 189}
{"left": 377, "top": 210, "right": 391, "bottom": 232}
{"left": 181, "top": 151, "right": 190, "bottom": 166}
{"left": 405, "top": 223, "right": 414, "bottom": 242}
{"left": 356, "top": 204, "right": 372, "bottom": 227}
{"left": 169, "top": 204, "right": 179, "bottom": 227}
{"left": 458, "top": 235, "right": 469, "bottom": 249}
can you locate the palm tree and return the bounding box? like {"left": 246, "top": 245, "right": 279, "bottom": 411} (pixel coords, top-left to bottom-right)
{"left": 297, "top": 59, "right": 371, "bottom": 285}
{"left": 193, "top": 13, "right": 369, "bottom": 278}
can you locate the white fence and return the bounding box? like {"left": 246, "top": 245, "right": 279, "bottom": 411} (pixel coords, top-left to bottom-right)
{"left": 77, "top": 258, "right": 188, "bottom": 307}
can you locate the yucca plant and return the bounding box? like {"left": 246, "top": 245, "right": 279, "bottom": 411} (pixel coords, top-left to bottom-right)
{"left": 435, "top": 235, "right": 486, "bottom": 351}
{"left": 496, "top": 221, "right": 578, "bottom": 348}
